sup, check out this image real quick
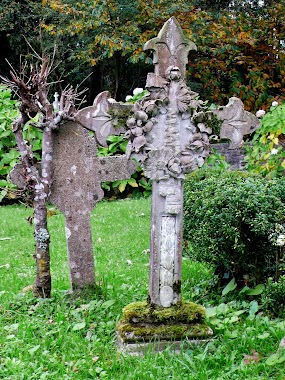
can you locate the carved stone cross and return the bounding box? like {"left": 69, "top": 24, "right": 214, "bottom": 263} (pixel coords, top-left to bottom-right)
{"left": 124, "top": 17, "right": 259, "bottom": 308}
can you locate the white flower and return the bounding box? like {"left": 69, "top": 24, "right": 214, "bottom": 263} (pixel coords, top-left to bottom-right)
{"left": 125, "top": 95, "right": 133, "bottom": 102}
{"left": 271, "top": 148, "right": 278, "bottom": 155}
{"left": 272, "top": 101, "right": 279, "bottom": 107}
{"left": 133, "top": 88, "right": 144, "bottom": 96}
{"left": 256, "top": 110, "right": 265, "bottom": 118}
{"left": 276, "top": 234, "right": 285, "bottom": 246}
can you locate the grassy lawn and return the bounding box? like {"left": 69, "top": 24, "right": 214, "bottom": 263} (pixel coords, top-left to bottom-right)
{"left": 0, "top": 198, "right": 285, "bottom": 379}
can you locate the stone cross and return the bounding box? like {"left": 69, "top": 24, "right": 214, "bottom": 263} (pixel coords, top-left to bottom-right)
{"left": 125, "top": 17, "right": 260, "bottom": 308}
{"left": 9, "top": 91, "right": 136, "bottom": 290}
{"left": 49, "top": 121, "right": 136, "bottom": 290}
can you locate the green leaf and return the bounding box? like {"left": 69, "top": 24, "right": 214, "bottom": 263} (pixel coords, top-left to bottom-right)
{"left": 246, "top": 284, "right": 265, "bottom": 296}
{"left": 257, "top": 332, "right": 270, "bottom": 339}
{"left": 265, "top": 353, "right": 285, "bottom": 366}
{"left": 128, "top": 178, "right": 139, "bottom": 188}
{"left": 224, "top": 329, "right": 238, "bottom": 338}
{"left": 118, "top": 181, "right": 127, "bottom": 192}
{"left": 101, "top": 299, "right": 116, "bottom": 309}
{"left": 28, "top": 345, "right": 41, "bottom": 355}
{"left": 206, "top": 307, "right": 217, "bottom": 318}
{"left": 222, "top": 278, "right": 237, "bottom": 296}
{"left": 249, "top": 301, "right": 259, "bottom": 317}
{"left": 72, "top": 321, "right": 86, "bottom": 331}
{"left": 275, "top": 321, "right": 285, "bottom": 330}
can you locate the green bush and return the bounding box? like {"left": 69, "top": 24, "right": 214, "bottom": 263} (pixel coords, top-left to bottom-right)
{"left": 183, "top": 169, "right": 285, "bottom": 287}
{"left": 0, "top": 86, "right": 43, "bottom": 202}
{"left": 0, "top": 85, "right": 19, "bottom": 201}
{"left": 245, "top": 102, "right": 285, "bottom": 178}
{"left": 97, "top": 134, "right": 152, "bottom": 199}
{"left": 261, "top": 276, "right": 285, "bottom": 318}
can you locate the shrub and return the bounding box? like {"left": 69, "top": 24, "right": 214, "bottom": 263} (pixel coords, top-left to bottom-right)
{"left": 0, "top": 85, "right": 19, "bottom": 201}
{"left": 0, "top": 85, "right": 43, "bottom": 203}
{"left": 261, "top": 276, "right": 285, "bottom": 318}
{"left": 245, "top": 102, "right": 285, "bottom": 178}
{"left": 183, "top": 169, "right": 285, "bottom": 287}
{"left": 97, "top": 134, "right": 152, "bottom": 199}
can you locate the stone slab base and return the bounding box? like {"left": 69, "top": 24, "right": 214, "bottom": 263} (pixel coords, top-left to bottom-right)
{"left": 117, "top": 334, "right": 213, "bottom": 356}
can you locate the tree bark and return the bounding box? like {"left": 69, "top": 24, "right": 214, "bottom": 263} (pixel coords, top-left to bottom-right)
{"left": 33, "top": 124, "right": 53, "bottom": 297}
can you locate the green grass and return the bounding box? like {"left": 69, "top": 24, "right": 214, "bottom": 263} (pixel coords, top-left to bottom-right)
{"left": 0, "top": 198, "right": 285, "bottom": 379}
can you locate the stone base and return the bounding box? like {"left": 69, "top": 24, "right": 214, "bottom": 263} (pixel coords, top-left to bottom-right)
{"left": 117, "top": 334, "right": 213, "bottom": 356}
{"left": 116, "top": 300, "right": 213, "bottom": 355}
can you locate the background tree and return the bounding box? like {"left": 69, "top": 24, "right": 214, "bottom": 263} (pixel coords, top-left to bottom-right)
{"left": 1, "top": 1, "right": 284, "bottom": 110}
{"left": 40, "top": 0, "right": 284, "bottom": 109}
{"left": 2, "top": 56, "right": 80, "bottom": 297}
{"left": 183, "top": 1, "right": 285, "bottom": 110}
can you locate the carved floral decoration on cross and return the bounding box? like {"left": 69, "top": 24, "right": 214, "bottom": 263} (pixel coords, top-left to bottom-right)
{"left": 125, "top": 69, "right": 211, "bottom": 180}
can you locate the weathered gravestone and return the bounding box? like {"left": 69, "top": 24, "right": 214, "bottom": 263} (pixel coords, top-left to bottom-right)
{"left": 49, "top": 125, "right": 136, "bottom": 289}
{"left": 9, "top": 91, "right": 136, "bottom": 291}
{"left": 115, "top": 17, "right": 260, "bottom": 354}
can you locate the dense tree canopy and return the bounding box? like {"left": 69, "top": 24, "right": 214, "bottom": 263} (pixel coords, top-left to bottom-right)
{"left": 0, "top": 0, "right": 284, "bottom": 110}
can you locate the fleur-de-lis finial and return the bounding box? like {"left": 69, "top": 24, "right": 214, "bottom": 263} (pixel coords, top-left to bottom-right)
{"left": 144, "top": 17, "right": 197, "bottom": 79}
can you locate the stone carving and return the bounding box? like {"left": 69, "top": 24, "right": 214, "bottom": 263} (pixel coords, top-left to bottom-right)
{"left": 160, "top": 216, "right": 176, "bottom": 307}
{"left": 212, "top": 97, "right": 261, "bottom": 149}
{"left": 75, "top": 91, "right": 131, "bottom": 147}
{"left": 144, "top": 16, "right": 197, "bottom": 80}
{"left": 126, "top": 67, "right": 210, "bottom": 180}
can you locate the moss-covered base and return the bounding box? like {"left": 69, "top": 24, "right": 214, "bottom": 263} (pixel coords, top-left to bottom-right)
{"left": 117, "top": 300, "right": 213, "bottom": 344}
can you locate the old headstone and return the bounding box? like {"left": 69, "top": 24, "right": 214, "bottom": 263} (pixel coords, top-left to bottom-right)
{"left": 116, "top": 17, "right": 260, "bottom": 354}
{"left": 49, "top": 120, "right": 136, "bottom": 290}
{"left": 9, "top": 91, "right": 136, "bottom": 291}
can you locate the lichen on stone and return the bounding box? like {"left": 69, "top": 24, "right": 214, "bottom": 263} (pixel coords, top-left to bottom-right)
{"left": 108, "top": 105, "right": 132, "bottom": 129}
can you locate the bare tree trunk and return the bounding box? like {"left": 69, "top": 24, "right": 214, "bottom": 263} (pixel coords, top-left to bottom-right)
{"left": 33, "top": 125, "right": 53, "bottom": 297}
{"left": 12, "top": 115, "right": 52, "bottom": 297}
{"left": 2, "top": 56, "right": 80, "bottom": 298}
{"left": 33, "top": 195, "right": 51, "bottom": 297}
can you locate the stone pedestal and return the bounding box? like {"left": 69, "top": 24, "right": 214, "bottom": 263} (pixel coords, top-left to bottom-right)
{"left": 117, "top": 300, "right": 213, "bottom": 355}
